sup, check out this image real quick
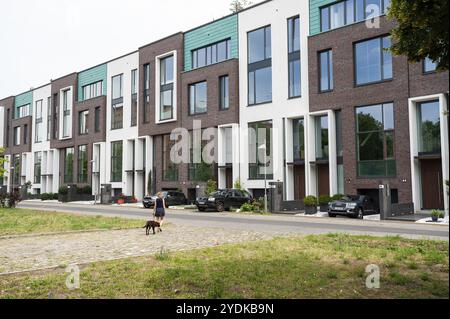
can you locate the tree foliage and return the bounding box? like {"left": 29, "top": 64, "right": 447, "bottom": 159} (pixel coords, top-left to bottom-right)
{"left": 230, "top": 0, "right": 252, "bottom": 13}
{"left": 388, "top": 0, "right": 449, "bottom": 70}
{"left": 0, "top": 148, "right": 7, "bottom": 178}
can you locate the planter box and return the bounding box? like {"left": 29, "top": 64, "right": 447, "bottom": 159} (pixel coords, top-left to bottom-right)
{"left": 319, "top": 205, "right": 329, "bottom": 212}
{"left": 305, "top": 206, "right": 317, "bottom": 215}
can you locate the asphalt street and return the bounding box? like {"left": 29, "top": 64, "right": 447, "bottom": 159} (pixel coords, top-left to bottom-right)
{"left": 17, "top": 201, "right": 449, "bottom": 240}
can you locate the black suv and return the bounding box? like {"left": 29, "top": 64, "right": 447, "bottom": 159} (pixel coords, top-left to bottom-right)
{"left": 143, "top": 191, "right": 187, "bottom": 209}
{"left": 328, "top": 195, "right": 378, "bottom": 219}
{"left": 195, "top": 189, "right": 252, "bottom": 212}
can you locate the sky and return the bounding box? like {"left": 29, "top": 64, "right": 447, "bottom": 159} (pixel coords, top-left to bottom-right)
{"left": 0, "top": 0, "right": 258, "bottom": 99}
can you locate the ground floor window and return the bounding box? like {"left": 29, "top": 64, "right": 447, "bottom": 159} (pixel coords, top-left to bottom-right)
{"left": 248, "top": 121, "right": 273, "bottom": 180}
{"left": 162, "top": 134, "right": 178, "bottom": 181}
{"left": 64, "top": 148, "right": 74, "bottom": 183}
{"left": 77, "top": 145, "right": 88, "bottom": 183}
{"left": 111, "top": 141, "right": 123, "bottom": 182}
{"left": 34, "top": 152, "right": 42, "bottom": 184}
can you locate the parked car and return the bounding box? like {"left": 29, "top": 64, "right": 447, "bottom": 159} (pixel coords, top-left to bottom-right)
{"left": 328, "top": 195, "right": 378, "bottom": 219}
{"left": 143, "top": 191, "right": 187, "bottom": 209}
{"left": 195, "top": 189, "right": 252, "bottom": 212}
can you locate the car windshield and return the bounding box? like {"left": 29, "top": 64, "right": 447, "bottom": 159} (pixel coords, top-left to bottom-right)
{"left": 341, "top": 195, "right": 359, "bottom": 202}
{"left": 210, "top": 190, "right": 227, "bottom": 197}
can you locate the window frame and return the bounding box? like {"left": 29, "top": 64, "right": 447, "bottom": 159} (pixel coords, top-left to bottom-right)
{"left": 318, "top": 49, "right": 334, "bottom": 93}
{"left": 189, "top": 81, "right": 208, "bottom": 115}
{"left": 78, "top": 110, "right": 89, "bottom": 135}
{"left": 191, "top": 38, "right": 232, "bottom": 70}
{"left": 110, "top": 141, "right": 123, "bottom": 183}
{"left": 77, "top": 144, "right": 88, "bottom": 183}
{"left": 159, "top": 55, "right": 175, "bottom": 121}
{"left": 219, "top": 75, "right": 230, "bottom": 110}
{"left": 288, "top": 16, "right": 301, "bottom": 99}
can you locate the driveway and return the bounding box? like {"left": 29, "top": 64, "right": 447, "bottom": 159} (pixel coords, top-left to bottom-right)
{"left": 17, "top": 201, "right": 449, "bottom": 241}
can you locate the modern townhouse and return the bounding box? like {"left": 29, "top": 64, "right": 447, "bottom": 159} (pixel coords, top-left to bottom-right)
{"left": 1, "top": 0, "right": 448, "bottom": 217}
{"left": 307, "top": 0, "right": 449, "bottom": 213}
{"left": 238, "top": 0, "right": 310, "bottom": 200}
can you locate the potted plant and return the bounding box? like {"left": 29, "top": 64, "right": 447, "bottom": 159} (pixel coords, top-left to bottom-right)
{"left": 430, "top": 210, "right": 444, "bottom": 222}
{"left": 303, "top": 195, "right": 318, "bottom": 215}
{"left": 331, "top": 194, "right": 345, "bottom": 201}
{"left": 117, "top": 193, "right": 126, "bottom": 205}
{"left": 318, "top": 195, "right": 331, "bottom": 212}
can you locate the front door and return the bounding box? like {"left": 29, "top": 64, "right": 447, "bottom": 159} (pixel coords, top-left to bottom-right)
{"left": 421, "top": 159, "right": 444, "bottom": 209}
{"left": 294, "top": 165, "right": 305, "bottom": 200}
{"left": 317, "top": 164, "right": 330, "bottom": 196}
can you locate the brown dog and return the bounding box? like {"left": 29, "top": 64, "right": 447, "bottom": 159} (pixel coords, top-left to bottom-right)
{"left": 143, "top": 220, "right": 161, "bottom": 235}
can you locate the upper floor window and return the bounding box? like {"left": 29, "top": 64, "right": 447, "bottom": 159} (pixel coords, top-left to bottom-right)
{"left": 112, "top": 74, "right": 123, "bottom": 100}
{"left": 321, "top": 0, "right": 391, "bottom": 32}
{"left": 94, "top": 107, "right": 101, "bottom": 133}
{"left": 423, "top": 57, "right": 437, "bottom": 73}
{"left": 219, "top": 75, "right": 230, "bottom": 110}
{"left": 47, "top": 97, "right": 51, "bottom": 141}
{"left": 17, "top": 104, "right": 30, "bottom": 118}
{"left": 189, "top": 82, "right": 207, "bottom": 115}
{"left": 82, "top": 81, "right": 103, "bottom": 100}
{"left": 143, "top": 64, "right": 150, "bottom": 123}
{"left": 288, "top": 16, "right": 301, "bottom": 98}
{"left": 192, "top": 38, "right": 231, "bottom": 69}
{"left": 62, "top": 89, "right": 71, "bottom": 138}
{"left": 355, "top": 36, "right": 392, "bottom": 85}
{"left": 111, "top": 74, "right": 123, "bottom": 130}
{"left": 356, "top": 102, "right": 395, "bottom": 177}
{"left": 160, "top": 55, "right": 175, "bottom": 121}
{"left": 13, "top": 127, "right": 21, "bottom": 146}
{"left": 79, "top": 110, "right": 89, "bottom": 135}
{"left": 35, "top": 100, "right": 43, "bottom": 143}
{"left": 131, "top": 69, "right": 138, "bottom": 127}
{"left": 248, "top": 26, "right": 272, "bottom": 105}
{"left": 319, "top": 50, "right": 333, "bottom": 92}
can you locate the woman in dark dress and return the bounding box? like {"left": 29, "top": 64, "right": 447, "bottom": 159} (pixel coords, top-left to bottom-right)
{"left": 153, "top": 192, "right": 166, "bottom": 231}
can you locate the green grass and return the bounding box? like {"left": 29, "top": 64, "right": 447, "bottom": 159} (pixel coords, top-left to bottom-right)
{"left": 0, "top": 234, "right": 447, "bottom": 299}
{"left": 0, "top": 208, "right": 143, "bottom": 236}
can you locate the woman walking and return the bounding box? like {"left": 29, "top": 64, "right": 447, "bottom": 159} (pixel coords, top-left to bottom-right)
{"left": 153, "top": 192, "right": 166, "bottom": 232}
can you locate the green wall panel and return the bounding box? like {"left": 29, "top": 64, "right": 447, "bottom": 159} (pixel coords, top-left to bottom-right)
{"left": 77, "top": 63, "right": 107, "bottom": 101}
{"left": 184, "top": 14, "right": 238, "bottom": 71}
{"left": 14, "top": 91, "right": 33, "bottom": 118}
{"left": 310, "top": 0, "right": 336, "bottom": 36}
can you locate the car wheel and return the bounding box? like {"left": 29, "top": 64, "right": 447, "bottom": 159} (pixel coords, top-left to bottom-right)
{"left": 216, "top": 202, "right": 225, "bottom": 212}
{"left": 356, "top": 208, "right": 364, "bottom": 219}
{"left": 143, "top": 204, "right": 150, "bottom": 209}
{"left": 198, "top": 207, "right": 206, "bottom": 212}
{"left": 328, "top": 213, "right": 337, "bottom": 218}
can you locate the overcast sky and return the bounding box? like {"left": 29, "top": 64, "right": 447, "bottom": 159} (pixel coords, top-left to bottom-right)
{"left": 0, "top": 0, "right": 258, "bottom": 98}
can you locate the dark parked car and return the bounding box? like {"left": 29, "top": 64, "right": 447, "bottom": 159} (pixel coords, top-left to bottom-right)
{"left": 328, "top": 195, "right": 378, "bottom": 219}
{"left": 195, "top": 189, "right": 252, "bottom": 212}
{"left": 143, "top": 191, "right": 187, "bottom": 209}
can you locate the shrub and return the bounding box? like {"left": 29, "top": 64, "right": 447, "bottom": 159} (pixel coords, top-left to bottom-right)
{"left": 58, "top": 186, "right": 68, "bottom": 195}
{"left": 233, "top": 179, "right": 242, "bottom": 190}
{"left": 318, "top": 195, "right": 331, "bottom": 205}
{"left": 81, "top": 185, "right": 92, "bottom": 194}
{"left": 52, "top": 193, "right": 59, "bottom": 200}
{"left": 303, "top": 195, "right": 317, "bottom": 207}
{"left": 431, "top": 210, "right": 444, "bottom": 219}
{"left": 240, "top": 202, "right": 253, "bottom": 212}
{"left": 41, "top": 193, "right": 50, "bottom": 201}
{"left": 7, "top": 191, "right": 21, "bottom": 208}
{"left": 205, "top": 179, "right": 217, "bottom": 196}
{"left": 331, "top": 194, "right": 345, "bottom": 201}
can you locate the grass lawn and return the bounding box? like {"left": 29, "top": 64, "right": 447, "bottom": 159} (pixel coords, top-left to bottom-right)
{"left": 0, "top": 208, "right": 143, "bottom": 236}
{"left": 0, "top": 234, "right": 448, "bottom": 299}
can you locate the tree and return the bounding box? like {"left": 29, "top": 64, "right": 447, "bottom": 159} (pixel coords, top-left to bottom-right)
{"left": 0, "top": 148, "right": 7, "bottom": 179}
{"left": 230, "top": 0, "right": 252, "bottom": 13}
{"left": 387, "top": 0, "right": 449, "bottom": 70}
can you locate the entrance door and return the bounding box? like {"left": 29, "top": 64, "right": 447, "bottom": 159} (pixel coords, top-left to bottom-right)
{"left": 317, "top": 164, "right": 330, "bottom": 196}
{"left": 225, "top": 167, "right": 233, "bottom": 189}
{"left": 294, "top": 165, "right": 305, "bottom": 200}
{"left": 421, "top": 159, "right": 444, "bottom": 209}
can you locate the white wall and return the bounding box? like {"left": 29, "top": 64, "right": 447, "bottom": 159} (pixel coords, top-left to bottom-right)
{"left": 238, "top": 0, "right": 310, "bottom": 195}
{"left": 0, "top": 106, "right": 4, "bottom": 148}
{"left": 105, "top": 52, "right": 139, "bottom": 194}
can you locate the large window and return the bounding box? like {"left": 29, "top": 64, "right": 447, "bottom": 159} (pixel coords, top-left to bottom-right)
{"left": 35, "top": 100, "right": 43, "bottom": 143}
{"left": 192, "top": 38, "right": 231, "bottom": 69}
{"left": 417, "top": 100, "right": 441, "bottom": 154}
{"left": 315, "top": 116, "right": 329, "bottom": 160}
{"left": 34, "top": 152, "right": 42, "bottom": 184}
{"left": 82, "top": 81, "right": 103, "bottom": 100}
{"left": 288, "top": 16, "right": 301, "bottom": 98}
{"left": 248, "top": 26, "right": 272, "bottom": 105}
{"left": 17, "top": 104, "right": 30, "bottom": 118}
{"left": 143, "top": 64, "right": 150, "bottom": 123}
{"left": 248, "top": 121, "right": 273, "bottom": 180}
{"left": 64, "top": 147, "right": 74, "bottom": 183}
{"left": 111, "top": 141, "right": 123, "bottom": 182}
{"left": 356, "top": 102, "right": 395, "bottom": 177}
{"left": 47, "top": 97, "right": 51, "bottom": 141}
{"left": 321, "top": 0, "right": 391, "bottom": 32}
{"left": 319, "top": 50, "right": 333, "bottom": 92}
{"left": 77, "top": 145, "right": 88, "bottom": 183}
{"left": 355, "top": 36, "right": 392, "bottom": 85}
{"left": 131, "top": 69, "right": 138, "bottom": 126}
{"left": 13, "top": 127, "right": 20, "bottom": 146}
{"left": 94, "top": 107, "right": 101, "bottom": 133}
{"left": 12, "top": 154, "right": 21, "bottom": 187}
{"left": 160, "top": 55, "right": 174, "bottom": 121}
{"left": 189, "top": 82, "right": 207, "bottom": 115}
{"left": 162, "top": 134, "right": 178, "bottom": 181}
{"left": 24, "top": 124, "right": 28, "bottom": 144}
{"left": 78, "top": 110, "right": 89, "bottom": 135}
{"left": 293, "top": 118, "right": 305, "bottom": 162}
{"left": 111, "top": 74, "right": 123, "bottom": 130}
{"left": 188, "top": 131, "right": 214, "bottom": 181}
{"left": 423, "top": 57, "right": 437, "bottom": 73}
{"left": 219, "top": 75, "right": 230, "bottom": 110}
{"left": 62, "top": 89, "right": 71, "bottom": 138}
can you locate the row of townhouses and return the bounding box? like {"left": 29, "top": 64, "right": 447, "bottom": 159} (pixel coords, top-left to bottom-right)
{"left": 1, "top": 0, "right": 448, "bottom": 214}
